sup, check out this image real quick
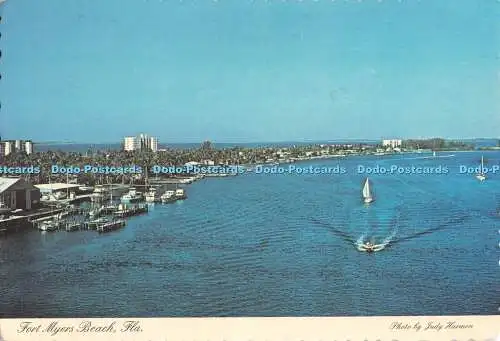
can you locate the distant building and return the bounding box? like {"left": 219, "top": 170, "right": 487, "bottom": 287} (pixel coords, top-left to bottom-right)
{"left": 3, "top": 141, "right": 13, "bottom": 156}
{"left": 0, "top": 139, "right": 34, "bottom": 156}
{"left": 123, "top": 134, "right": 159, "bottom": 152}
{"left": 25, "top": 141, "right": 33, "bottom": 155}
{"left": 149, "top": 137, "right": 158, "bottom": 152}
{"left": 382, "top": 139, "right": 402, "bottom": 148}
{"left": 0, "top": 143, "right": 4, "bottom": 159}
{"left": 123, "top": 136, "right": 136, "bottom": 152}
{"left": 0, "top": 177, "right": 41, "bottom": 211}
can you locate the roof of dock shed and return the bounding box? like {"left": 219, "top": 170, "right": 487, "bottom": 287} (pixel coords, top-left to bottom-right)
{"left": 35, "top": 183, "right": 81, "bottom": 191}
{"left": 0, "top": 177, "right": 22, "bottom": 194}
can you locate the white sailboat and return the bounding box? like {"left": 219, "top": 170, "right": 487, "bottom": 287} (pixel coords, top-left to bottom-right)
{"left": 362, "top": 178, "right": 374, "bottom": 204}
{"left": 476, "top": 156, "right": 486, "bottom": 181}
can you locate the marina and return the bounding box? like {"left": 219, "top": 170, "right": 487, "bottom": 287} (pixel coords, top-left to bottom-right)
{"left": 0, "top": 182, "right": 190, "bottom": 235}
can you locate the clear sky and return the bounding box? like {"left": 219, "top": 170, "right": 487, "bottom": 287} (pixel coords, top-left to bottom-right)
{"left": 0, "top": 0, "right": 498, "bottom": 143}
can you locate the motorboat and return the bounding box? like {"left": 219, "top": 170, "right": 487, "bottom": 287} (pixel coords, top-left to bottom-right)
{"left": 145, "top": 187, "right": 161, "bottom": 203}
{"left": 97, "top": 218, "right": 126, "bottom": 233}
{"left": 37, "top": 219, "right": 60, "bottom": 232}
{"left": 120, "top": 188, "right": 143, "bottom": 203}
{"left": 175, "top": 188, "right": 187, "bottom": 200}
{"left": 160, "top": 190, "right": 176, "bottom": 203}
{"left": 361, "top": 241, "right": 376, "bottom": 253}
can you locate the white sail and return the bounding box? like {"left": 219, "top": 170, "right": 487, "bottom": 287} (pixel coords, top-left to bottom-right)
{"left": 476, "top": 155, "right": 486, "bottom": 181}
{"left": 362, "top": 178, "right": 371, "bottom": 198}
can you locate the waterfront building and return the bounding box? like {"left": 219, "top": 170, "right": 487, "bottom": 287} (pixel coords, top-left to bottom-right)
{"left": 382, "top": 139, "right": 402, "bottom": 148}
{"left": 0, "top": 177, "right": 41, "bottom": 211}
{"left": 0, "top": 139, "right": 34, "bottom": 155}
{"left": 0, "top": 142, "right": 4, "bottom": 158}
{"left": 123, "top": 133, "right": 159, "bottom": 152}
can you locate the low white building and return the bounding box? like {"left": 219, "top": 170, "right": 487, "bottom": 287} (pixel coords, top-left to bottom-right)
{"left": 382, "top": 139, "right": 402, "bottom": 148}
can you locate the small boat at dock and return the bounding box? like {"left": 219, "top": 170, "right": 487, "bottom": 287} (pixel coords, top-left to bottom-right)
{"left": 121, "top": 188, "right": 143, "bottom": 203}
{"left": 113, "top": 203, "right": 148, "bottom": 218}
{"left": 160, "top": 190, "right": 176, "bottom": 203}
{"left": 97, "top": 218, "right": 126, "bottom": 233}
{"left": 145, "top": 187, "right": 161, "bottom": 203}
{"left": 175, "top": 188, "right": 187, "bottom": 200}
{"left": 65, "top": 221, "right": 83, "bottom": 231}
{"left": 37, "top": 219, "right": 61, "bottom": 232}
{"left": 85, "top": 217, "right": 110, "bottom": 230}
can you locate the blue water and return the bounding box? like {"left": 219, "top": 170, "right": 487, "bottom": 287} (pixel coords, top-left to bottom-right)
{"left": 0, "top": 151, "right": 499, "bottom": 317}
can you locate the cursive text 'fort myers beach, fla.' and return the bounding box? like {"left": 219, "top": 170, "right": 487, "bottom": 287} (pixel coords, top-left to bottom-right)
{"left": 17, "top": 320, "right": 143, "bottom": 336}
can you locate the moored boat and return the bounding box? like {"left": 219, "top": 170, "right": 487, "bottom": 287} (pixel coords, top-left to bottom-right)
{"left": 160, "top": 190, "right": 176, "bottom": 203}
{"left": 113, "top": 203, "right": 148, "bottom": 217}
{"left": 37, "top": 219, "right": 60, "bottom": 232}
{"left": 145, "top": 187, "right": 161, "bottom": 202}
{"left": 121, "top": 188, "right": 143, "bottom": 203}
{"left": 175, "top": 188, "right": 187, "bottom": 200}
{"left": 65, "top": 221, "right": 82, "bottom": 231}
{"left": 97, "top": 219, "right": 126, "bottom": 233}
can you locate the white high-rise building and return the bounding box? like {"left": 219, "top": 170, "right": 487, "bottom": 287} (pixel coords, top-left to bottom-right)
{"left": 124, "top": 136, "right": 136, "bottom": 152}
{"left": 150, "top": 137, "right": 158, "bottom": 152}
{"left": 4, "top": 141, "right": 14, "bottom": 156}
{"left": 123, "top": 134, "right": 159, "bottom": 152}
{"left": 0, "top": 139, "right": 34, "bottom": 155}
{"left": 25, "top": 141, "right": 34, "bottom": 155}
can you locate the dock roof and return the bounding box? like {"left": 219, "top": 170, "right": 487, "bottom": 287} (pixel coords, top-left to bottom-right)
{"left": 0, "top": 177, "right": 21, "bottom": 194}
{"left": 35, "top": 183, "right": 81, "bottom": 192}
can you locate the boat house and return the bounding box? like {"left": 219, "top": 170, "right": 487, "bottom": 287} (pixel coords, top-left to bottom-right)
{"left": 0, "top": 177, "right": 41, "bottom": 211}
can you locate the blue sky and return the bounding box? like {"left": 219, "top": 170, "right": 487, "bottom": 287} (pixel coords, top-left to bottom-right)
{"left": 0, "top": 0, "right": 499, "bottom": 143}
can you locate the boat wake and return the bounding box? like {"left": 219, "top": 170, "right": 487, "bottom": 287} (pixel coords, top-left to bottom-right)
{"left": 310, "top": 210, "right": 471, "bottom": 253}
{"left": 354, "top": 228, "right": 397, "bottom": 252}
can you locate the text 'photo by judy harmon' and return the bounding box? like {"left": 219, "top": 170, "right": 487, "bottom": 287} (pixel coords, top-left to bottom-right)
{"left": 0, "top": 0, "right": 499, "bottom": 340}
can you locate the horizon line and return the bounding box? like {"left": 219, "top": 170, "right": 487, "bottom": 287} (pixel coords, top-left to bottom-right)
{"left": 29, "top": 136, "right": 500, "bottom": 145}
